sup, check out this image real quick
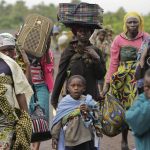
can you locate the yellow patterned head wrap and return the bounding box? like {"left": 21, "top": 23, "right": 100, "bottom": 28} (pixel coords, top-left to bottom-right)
{"left": 123, "top": 11, "right": 144, "bottom": 33}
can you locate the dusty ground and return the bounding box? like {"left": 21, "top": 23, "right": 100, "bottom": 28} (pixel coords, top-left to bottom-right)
{"left": 40, "top": 132, "right": 135, "bottom": 150}
{"left": 40, "top": 51, "right": 136, "bottom": 150}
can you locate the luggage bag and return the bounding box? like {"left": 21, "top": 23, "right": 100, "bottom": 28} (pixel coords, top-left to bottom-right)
{"left": 17, "top": 14, "right": 53, "bottom": 58}
{"left": 58, "top": 2, "right": 103, "bottom": 29}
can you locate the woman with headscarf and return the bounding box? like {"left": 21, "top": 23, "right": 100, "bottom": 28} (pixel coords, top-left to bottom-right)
{"left": 0, "top": 33, "right": 33, "bottom": 150}
{"left": 103, "top": 12, "right": 149, "bottom": 150}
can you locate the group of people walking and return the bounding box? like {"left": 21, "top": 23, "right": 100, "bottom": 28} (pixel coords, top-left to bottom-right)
{"left": 0, "top": 2, "right": 150, "bottom": 150}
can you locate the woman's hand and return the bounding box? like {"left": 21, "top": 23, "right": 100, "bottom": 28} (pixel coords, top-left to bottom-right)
{"left": 85, "top": 46, "right": 100, "bottom": 62}
{"left": 102, "top": 83, "right": 110, "bottom": 96}
{"left": 52, "top": 138, "right": 58, "bottom": 149}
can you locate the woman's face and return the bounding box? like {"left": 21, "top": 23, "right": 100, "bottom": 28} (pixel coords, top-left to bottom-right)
{"left": 126, "top": 17, "right": 139, "bottom": 33}
{"left": 0, "top": 49, "right": 15, "bottom": 59}
{"left": 76, "top": 27, "right": 92, "bottom": 43}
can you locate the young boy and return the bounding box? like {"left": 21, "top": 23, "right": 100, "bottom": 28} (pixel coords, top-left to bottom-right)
{"left": 51, "top": 75, "right": 102, "bottom": 150}
{"left": 126, "top": 69, "right": 150, "bottom": 150}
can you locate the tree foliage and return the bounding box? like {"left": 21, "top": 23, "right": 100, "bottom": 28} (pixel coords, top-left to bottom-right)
{"left": 0, "top": 0, "right": 149, "bottom": 34}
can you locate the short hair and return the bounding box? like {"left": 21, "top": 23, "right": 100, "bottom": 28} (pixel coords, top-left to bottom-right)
{"left": 66, "top": 75, "right": 86, "bottom": 88}
{"left": 144, "top": 69, "right": 150, "bottom": 78}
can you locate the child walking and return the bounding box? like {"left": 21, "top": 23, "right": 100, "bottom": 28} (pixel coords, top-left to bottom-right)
{"left": 51, "top": 75, "right": 102, "bottom": 150}
{"left": 126, "top": 69, "right": 150, "bottom": 150}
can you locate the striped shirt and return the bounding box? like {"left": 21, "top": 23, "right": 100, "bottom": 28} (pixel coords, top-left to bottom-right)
{"left": 31, "top": 64, "right": 44, "bottom": 84}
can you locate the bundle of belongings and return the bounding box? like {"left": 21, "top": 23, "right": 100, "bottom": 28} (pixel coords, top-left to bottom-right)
{"left": 57, "top": 2, "right": 103, "bottom": 29}
{"left": 101, "top": 93, "right": 125, "bottom": 137}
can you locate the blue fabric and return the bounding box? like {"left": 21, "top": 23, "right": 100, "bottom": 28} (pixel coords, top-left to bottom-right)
{"left": 125, "top": 93, "right": 150, "bottom": 150}
{"left": 58, "top": 129, "right": 65, "bottom": 150}
{"left": 137, "top": 78, "right": 144, "bottom": 88}
{"left": 29, "top": 83, "right": 50, "bottom": 120}
{"left": 53, "top": 94, "right": 100, "bottom": 150}
{"left": 52, "top": 94, "right": 93, "bottom": 126}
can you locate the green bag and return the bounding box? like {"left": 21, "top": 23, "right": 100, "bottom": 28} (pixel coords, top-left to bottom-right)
{"left": 17, "top": 14, "right": 53, "bottom": 58}
{"left": 101, "top": 93, "right": 125, "bottom": 137}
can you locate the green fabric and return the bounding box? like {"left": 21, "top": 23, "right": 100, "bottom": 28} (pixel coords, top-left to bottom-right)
{"left": 0, "top": 113, "right": 15, "bottom": 149}
{"left": 0, "top": 75, "right": 32, "bottom": 150}
{"left": 62, "top": 108, "right": 80, "bottom": 126}
{"left": 120, "top": 46, "right": 137, "bottom": 61}
{"left": 0, "top": 75, "right": 17, "bottom": 122}
{"left": 110, "top": 61, "right": 137, "bottom": 109}
{"left": 12, "top": 111, "right": 32, "bottom": 150}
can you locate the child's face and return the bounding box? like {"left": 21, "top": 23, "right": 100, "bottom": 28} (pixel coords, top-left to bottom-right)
{"left": 144, "top": 77, "right": 150, "bottom": 99}
{"left": 67, "top": 78, "right": 85, "bottom": 99}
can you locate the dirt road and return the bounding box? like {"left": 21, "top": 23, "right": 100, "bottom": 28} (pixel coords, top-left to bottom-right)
{"left": 40, "top": 132, "right": 135, "bottom": 150}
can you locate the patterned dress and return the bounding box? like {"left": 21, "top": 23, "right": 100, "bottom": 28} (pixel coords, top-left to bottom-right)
{"left": 0, "top": 54, "right": 33, "bottom": 150}
{"left": 106, "top": 32, "right": 149, "bottom": 109}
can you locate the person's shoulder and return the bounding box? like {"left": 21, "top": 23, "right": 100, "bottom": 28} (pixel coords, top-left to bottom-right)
{"left": 1, "top": 53, "right": 19, "bottom": 66}
{"left": 143, "top": 32, "right": 150, "bottom": 37}
{"left": 143, "top": 33, "right": 150, "bottom": 42}
{"left": 86, "top": 94, "right": 97, "bottom": 103}
{"left": 136, "top": 93, "right": 147, "bottom": 103}
{"left": 111, "top": 34, "right": 122, "bottom": 43}
{"left": 91, "top": 45, "right": 100, "bottom": 52}
{"left": 61, "top": 44, "right": 75, "bottom": 57}
{"left": 90, "top": 45, "right": 101, "bottom": 55}
{"left": 60, "top": 94, "right": 72, "bottom": 102}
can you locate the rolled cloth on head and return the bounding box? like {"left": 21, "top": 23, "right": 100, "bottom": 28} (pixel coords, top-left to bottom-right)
{"left": 0, "top": 33, "right": 16, "bottom": 50}
{"left": 123, "top": 11, "right": 144, "bottom": 33}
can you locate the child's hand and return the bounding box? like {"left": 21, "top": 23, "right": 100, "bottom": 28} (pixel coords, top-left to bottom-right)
{"left": 52, "top": 138, "right": 58, "bottom": 149}
{"left": 80, "top": 104, "right": 88, "bottom": 113}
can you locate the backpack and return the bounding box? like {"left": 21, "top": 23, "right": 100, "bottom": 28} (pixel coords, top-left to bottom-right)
{"left": 16, "top": 14, "right": 53, "bottom": 58}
